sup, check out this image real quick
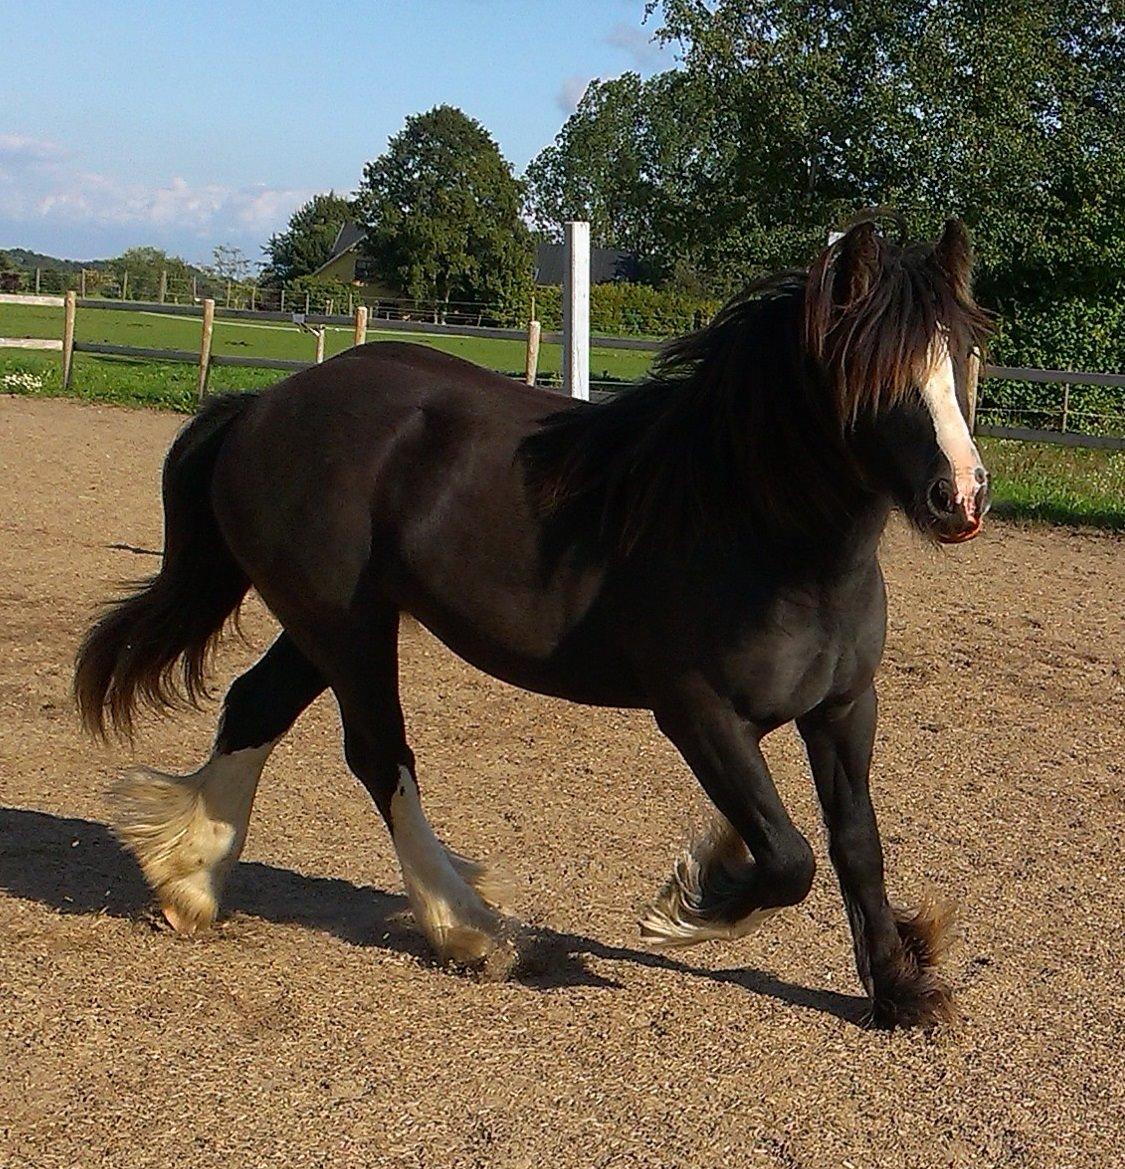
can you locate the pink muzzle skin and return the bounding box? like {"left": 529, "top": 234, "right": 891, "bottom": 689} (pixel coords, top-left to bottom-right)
{"left": 936, "top": 514, "right": 983, "bottom": 544}
{"left": 936, "top": 479, "right": 987, "bottom": 544}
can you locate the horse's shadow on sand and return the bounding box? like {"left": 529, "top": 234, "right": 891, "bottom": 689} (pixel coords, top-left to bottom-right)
{"left": 0, "top": 805, "right": 868, "bottom": 1025}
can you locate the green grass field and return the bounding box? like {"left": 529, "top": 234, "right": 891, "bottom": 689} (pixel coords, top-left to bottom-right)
{"left": 0, "top": 302, "right": 652, "bottom": 388}
{"left": 2, "top": 301, "right": 1121, "bottom": 530}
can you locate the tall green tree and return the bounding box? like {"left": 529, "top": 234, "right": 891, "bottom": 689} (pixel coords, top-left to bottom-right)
{"left": 658, "top": 0, "right": 1125, "bottom": 304}
{"left": 531, "top": 0, "right": 1125, "bottom": 315}
{"left": 261, "top": 191, "right": 353, "bottom": 285}
{"left": 525, "top": 71, "right": 713, "bottom": 283}
{"left": 354, "top": 105, "right": 533, "bottom": 317}
{"left": 114, "top": 247, "right": 194, "bottom": 300}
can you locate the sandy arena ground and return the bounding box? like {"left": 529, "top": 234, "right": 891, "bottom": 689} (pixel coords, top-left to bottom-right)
{"left": 1, "top": 395, "right": 1122, "bottom": 1168}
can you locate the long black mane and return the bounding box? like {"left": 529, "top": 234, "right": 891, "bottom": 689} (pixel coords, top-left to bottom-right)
{"left": 519, "top": 226, "right": 992, "bottom": 563}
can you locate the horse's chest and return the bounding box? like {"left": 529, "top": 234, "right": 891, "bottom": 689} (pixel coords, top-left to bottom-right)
{"left": 724, "top": 604, "right": 882, "bottom": 724}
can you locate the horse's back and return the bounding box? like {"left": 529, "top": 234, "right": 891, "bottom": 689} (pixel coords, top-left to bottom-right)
{"left": 209, "top": 342, "right": 605, "bottom": 673}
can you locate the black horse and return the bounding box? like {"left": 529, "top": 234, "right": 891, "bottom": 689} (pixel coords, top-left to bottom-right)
{"left": 76, "top": 217, "right": 992, "bottom": 1028}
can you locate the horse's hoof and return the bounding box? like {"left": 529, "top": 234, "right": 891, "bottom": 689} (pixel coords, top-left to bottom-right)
{"left": 160, "top": 900, "right": 210, "bottom": 937}
{"left": 868, "top": 982, "right": 958, "bottom": 1030}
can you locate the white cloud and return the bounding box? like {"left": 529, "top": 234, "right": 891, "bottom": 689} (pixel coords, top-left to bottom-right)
{"left": 556, "top": 75, "right": 593, "bottom": 114}
{"left": 0, "top": 131, "right": 310, "bottom": 258}
{"left": 0, "top": 133, "right": 67, "bottom": 166}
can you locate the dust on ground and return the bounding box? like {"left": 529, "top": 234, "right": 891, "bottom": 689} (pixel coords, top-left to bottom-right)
{"left": 1, "top": 395, "right": 1122, "bottom": 1168}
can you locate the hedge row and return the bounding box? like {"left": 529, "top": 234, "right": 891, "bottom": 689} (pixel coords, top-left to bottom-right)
{"left": 532, "top": 282, "right": 720, "bottom": 338}
{"left": 983, "top": 289, "right": 1125, "bottom": 434}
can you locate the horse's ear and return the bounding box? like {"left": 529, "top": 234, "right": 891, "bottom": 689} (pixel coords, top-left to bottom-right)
{"left": 805, "top": 220, "right": 881, "bottom": 364}
{"left": 833, "top": 221, "right": 881, "bottom": 307}
{"left": 933, "top": 218, "right": 973, "bottom": 299}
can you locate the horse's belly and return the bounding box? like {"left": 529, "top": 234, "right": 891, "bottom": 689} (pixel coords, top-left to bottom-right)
{"left": 395, "top": 574, "right": 646, "bottom": 708}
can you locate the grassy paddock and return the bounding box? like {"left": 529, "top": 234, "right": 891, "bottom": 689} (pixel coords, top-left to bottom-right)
{"left": 979, "top": 437, "right": 1124, "bottom": 530}
{"left": 0, "top": 302, "right": 652, "bottom": 385}
{"left": 2, "top": 303, "right": 1121, "bottom": 531}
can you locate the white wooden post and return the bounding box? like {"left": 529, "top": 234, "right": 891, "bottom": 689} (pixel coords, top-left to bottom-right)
{"left": 159, "top": 269, "right": 167, "bottom": 304}
{"left": 353, "top": 305, "right": 368, "bottom": 347}
{"left": 563, "top": 220, "right": 590, "bottom": 400}
{"left": 62, "top": 291, "right": 77, "bottom": 390}
{"left": 314, "top": 327, "right": 325, "bottom": 363}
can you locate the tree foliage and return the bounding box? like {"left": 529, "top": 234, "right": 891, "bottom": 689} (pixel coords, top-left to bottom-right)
{"left": 114, "top": 247, "right": 194, "bottom": 301}
{"left": 210, "top": 244, "right": 251, "bottom": 283}
{"left": 528, "top": 0, "right": 1125, "bottom": 325}
{"left": 354, "top": 105, "right": 533, "bottom": 315}
{"left": 261, "top": 191, "right": 353, "bottom": 286}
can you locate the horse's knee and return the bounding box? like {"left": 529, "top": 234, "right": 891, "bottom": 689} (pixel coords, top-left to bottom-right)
{"left": 764, "top": 836, "right": 816, "bottom": 906}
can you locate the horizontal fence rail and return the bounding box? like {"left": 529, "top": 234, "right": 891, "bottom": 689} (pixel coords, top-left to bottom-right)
{"left": 1, "top": 292, "right": 1123, "bottom": 448}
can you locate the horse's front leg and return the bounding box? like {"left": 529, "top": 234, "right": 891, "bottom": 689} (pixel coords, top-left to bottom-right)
{"left": 797, "top": 686, "right": 956, "bottom": 1028}
{"left": 642, "top": 691, "right": 816, "bottom": 946}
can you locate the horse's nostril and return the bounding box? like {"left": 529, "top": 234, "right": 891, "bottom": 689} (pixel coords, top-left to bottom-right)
{"left": 927, "top": 478, "right": 956, "bottom": 516}
{"left": 974, "top": 466, "right": 988, "bottom": 485}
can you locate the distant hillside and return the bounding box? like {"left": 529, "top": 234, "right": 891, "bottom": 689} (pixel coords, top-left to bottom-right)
{"left": 1, "top": 249, "right": 111, "bottom": 271}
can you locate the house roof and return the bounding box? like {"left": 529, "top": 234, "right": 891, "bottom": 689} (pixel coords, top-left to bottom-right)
{"left": 311, "top": 221, "right": 368, "bottom": 276}
{"left": 533, "top": 242, "right": 638, "bottom": 285}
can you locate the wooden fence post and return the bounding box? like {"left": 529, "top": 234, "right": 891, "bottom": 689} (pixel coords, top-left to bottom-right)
{"left": 121, "top": 271, "right": 129, "bottom": 301}
{"left": 79, "top": 269, "right": 87, "bottom": 298}
{"left": 524, "top": 319, "right": 541, "bottom": 386}
{"left": 1061, "top": 384, "right": 1071, "bottom": 433}
{"left": 159, "top": 269, "right": 167, "bottom": 304}
{"left": 197, "top": 298, "right": 215, "bottom": 401}
{"left": 280, "top": 287, "right": 286, "bottom": 313}
{"left": 62, "top": 291, "right": 77, "bottom": 390}
{"left": 353, "top": 305, "right": 368, "bottom": 348}
{"left": 35, "top": 268, "right": 41, "bottom": 294}
{"left": 314, "top": 327, "right": 325, "bottom": 363}
{"left": 250, "top": 285, "right": 257, "bottom": 312}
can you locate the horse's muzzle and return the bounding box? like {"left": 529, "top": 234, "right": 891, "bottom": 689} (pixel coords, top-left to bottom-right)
{"left": 928, "top": 476, "right": 989, "bottom": 544}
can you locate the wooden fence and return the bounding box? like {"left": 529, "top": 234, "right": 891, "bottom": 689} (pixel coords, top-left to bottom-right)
{"left": 1, "top": 292, "right": 1123, "bottom": 450}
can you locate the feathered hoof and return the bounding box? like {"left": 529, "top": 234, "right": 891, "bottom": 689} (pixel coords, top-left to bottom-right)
{"left": 868, "top": 898, "right": 959, "bottom": 1029}
{"left": 639, "top": 817, "right": 779, "bottom": 948}
{"left": 445, "top": 850, "right": 518, "bottom": 915}
{"left": 434, "top": 920, "right": 517, "bottom": 976}
{"left": 159, "top": 897, "right": 215, "bottom": 937}
{"left": 110, "top": 765, "right": 234, "bottom": 937}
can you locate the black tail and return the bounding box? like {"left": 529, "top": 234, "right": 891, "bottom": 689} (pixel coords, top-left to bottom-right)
{"left": 75, "top": 391, "right": 260, "bottom": 739}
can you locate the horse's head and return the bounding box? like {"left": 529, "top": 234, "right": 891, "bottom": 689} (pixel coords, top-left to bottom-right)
{"left": 805, "top": 217, "right": 994, "bottom": 544}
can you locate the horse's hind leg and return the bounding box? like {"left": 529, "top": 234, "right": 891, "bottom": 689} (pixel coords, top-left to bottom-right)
{"left": 314, "top": 608, "right": 510, "bottom": 967}
{"left": 111, "top": 632, "right": 325, "bottom": 934}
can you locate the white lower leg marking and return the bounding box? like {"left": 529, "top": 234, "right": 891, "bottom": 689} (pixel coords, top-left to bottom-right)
{"left": 920, "top": 334, "right": 984, "bottom": 515}
{"left": 390, "top": 766, "right": 501, "bottom": 963}
{"left": 111, "top": 742, "right": 274, "bottom": 933}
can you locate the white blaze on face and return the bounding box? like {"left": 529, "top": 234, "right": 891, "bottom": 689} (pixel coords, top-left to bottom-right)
{"left": 919, "top": 332, "right": 985, "bottom": 518}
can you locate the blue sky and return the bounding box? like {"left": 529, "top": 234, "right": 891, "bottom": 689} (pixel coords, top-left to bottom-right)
{"left": 0, "top": 1, "right": 673, "bottom": 266}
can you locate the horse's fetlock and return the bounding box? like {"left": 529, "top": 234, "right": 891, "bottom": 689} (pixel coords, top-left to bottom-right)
{"left": 766, "top": 839, "right": 816, "bottom": 905}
